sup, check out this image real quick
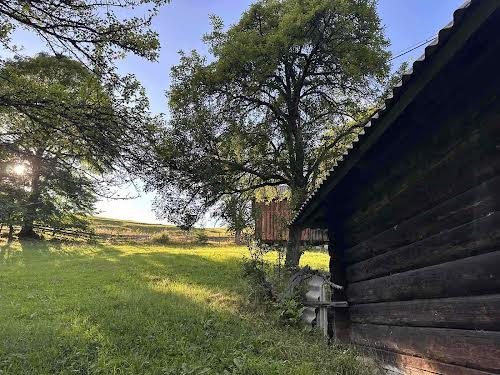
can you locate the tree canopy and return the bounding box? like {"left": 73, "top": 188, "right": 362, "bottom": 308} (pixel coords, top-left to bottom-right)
{"left": 0, "top": 54, "right": 158, "bottom": 237}
{"left": 149, "top": 0, "right": 391, "bottom": 267}
{"left": 0, "top": 0, "right": 168, "bottom": 181}
{"left": 0, "top": 0, "right": 170, "bottom": 71}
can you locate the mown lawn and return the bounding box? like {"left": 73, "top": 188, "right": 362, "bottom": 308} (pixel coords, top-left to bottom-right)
{"left": 0, "top": 240, "right": 368, "bottom": 375}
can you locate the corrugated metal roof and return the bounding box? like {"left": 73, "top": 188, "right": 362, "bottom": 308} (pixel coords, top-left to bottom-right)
{"left": 291, "top": 0, "right": 489, "bottom": 226}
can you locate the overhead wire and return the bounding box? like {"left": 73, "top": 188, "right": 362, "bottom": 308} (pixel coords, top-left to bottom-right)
{"left": 389, "top": 35, "right": 437, "bottom": 61}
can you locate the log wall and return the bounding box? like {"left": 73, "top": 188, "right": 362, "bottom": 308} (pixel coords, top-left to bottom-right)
{"left": 326, "top": 7, "right": 500, "bottom": 374}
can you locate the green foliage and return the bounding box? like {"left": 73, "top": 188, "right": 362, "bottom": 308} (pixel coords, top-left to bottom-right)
{"left": 242, "top": 257, "right": 275, "bottom": 305}
{"left": 0, "top": 54, "right": 157, "bottom": 235}
{"left": 0, "top": 53, "right": 156, "bottom": 172}
{"left": 276, "top": 297, "right": 305, "bottom": 327}
{"left": 151, "top": 231, "right": 171, "bottom": 245}
{"left": 241, "top": 240, "right": 307, "bottom": 327}
{"left": 241, "top": 240, "right": 281, "bottom": 305}
{"left": 0, "top": 156, "right": 27, "bottom": 228}
{"left": 150, "top": 0, "right": 392, "bottom": 267}
{"left": 0, "top": 55, "right": 100, "bottom": 233}
{"left": 212, "top": 194, "right": 253, "bottom": 239}
{"left": 0, "top": 0, "right": 170, "bottom": 71}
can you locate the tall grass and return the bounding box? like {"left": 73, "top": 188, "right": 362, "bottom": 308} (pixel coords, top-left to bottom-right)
{"left": 91, "top": 216, "right": 233, "bottom": 244}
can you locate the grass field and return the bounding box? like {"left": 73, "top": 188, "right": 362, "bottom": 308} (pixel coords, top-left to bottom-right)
{"left": 91, "top": 217, "right": 230, "bottom": 243}
{"left": 0, "top": 239, "right": 370, "bottom": 375}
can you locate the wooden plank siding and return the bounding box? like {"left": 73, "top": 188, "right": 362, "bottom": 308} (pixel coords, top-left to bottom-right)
{"left": 321, "top": 5, "right": 500, "bottom": 374}
{"left": 254, "top": 200, "right": 328, "bottom": 243}
{"left": 351, "top": 324, "right": 500, "bottom": 372}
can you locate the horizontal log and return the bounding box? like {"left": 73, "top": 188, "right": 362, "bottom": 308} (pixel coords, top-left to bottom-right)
{"left": 329, "top": 31, "right": 500, "bottom": 248}
{"left": 343, "top": 117, "right": 500, "bottom": 248}
{"left": 347, "top": 251, "right": 500, "bottom": 304}
{"left": 350, "top": 294, "right": 500, "bottom": 331}
{"left": 359, "top": 347, "right": 496, "bottom": 375}
{"left": 346, "top": 211, "right": 500, "bottom": 282}
{"left": 304, "top": 301, "right": 348, "bottom": 307}
{"left": 344, "top": 176, "right": 500, "bottom": 264}
{"left": 351, "top": 323, "right": 500, "bottom": 372}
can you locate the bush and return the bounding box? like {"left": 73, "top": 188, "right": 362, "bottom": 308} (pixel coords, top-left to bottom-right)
{"left": 241, "top": 240, "right": 313, "bottom": 327}
{"left": 241, "top": 258, "right": 275, "bottom": 304}
{"left": 276, "top": 297, "right": 305, "bottom": 327}
{"left": 151, "top": 231, "right": 170, "bottom": 245}
{"left": 195, "top": 232, "right": 208, "bottom": 244}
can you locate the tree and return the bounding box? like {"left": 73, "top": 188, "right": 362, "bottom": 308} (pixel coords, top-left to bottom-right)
{"left": 0, "top": 54, "right": 157, "bottom": 237}
{"left": 0, "top": 152, "right": 26, "bottom": 239}
{"left": 149, "top": 0, "right": 390, "bottom": 268}
{"left": 0, "top": 0, "right": 170, "bottom": 72}
{"left": 213, "top": 194, "right": 252, "bottom": 244}
{"left": 0, "top": 0, "right": 168, "bottom": 195}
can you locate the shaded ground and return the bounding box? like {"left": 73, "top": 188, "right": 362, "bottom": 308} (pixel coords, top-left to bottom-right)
{"left": 0, "top": 241, "right": 366, "bottom": 375}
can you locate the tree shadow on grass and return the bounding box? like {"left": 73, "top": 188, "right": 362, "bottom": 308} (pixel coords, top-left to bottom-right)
{"left": 0, "top": 240, "right": 337, "bottom": 375}
{"left": 7, "top": 240, "right": 243, "bottom": 296}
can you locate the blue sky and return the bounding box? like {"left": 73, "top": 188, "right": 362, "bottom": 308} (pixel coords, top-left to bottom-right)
{"left": 8, "top": 0, "right": 465, "bottom": 225}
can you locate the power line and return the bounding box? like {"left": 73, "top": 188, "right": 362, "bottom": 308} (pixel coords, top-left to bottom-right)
{"left": 392, "top": 34, "right": 436, "bottom": 55}
{"left": 390, "top": 35, "right": 437, "bottom": 61}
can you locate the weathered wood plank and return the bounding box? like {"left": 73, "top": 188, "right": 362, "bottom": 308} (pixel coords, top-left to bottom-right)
{"left": 342, "top": 109, "right": 500, "bottom": 248}
{"left": 347, "top": 251, "right": 500, "bottom": 304}
{"left": 296, "top": 2, "right": 500, "bottom": 231}
{"left": 344, "top": 176, "right": 500, "bottom": 264}
{"left": 360, "top": 347, "right": 497, "bottom": 375}
{"left": 346, "top": 211, "right": 500, "bottom": 282}
{"left": 345, "top": 126, "right": 500, "bottom": 248}
{"left": 351, "top": 324, "right": 500, "bottom": 372}
{"left": 350, "top": 294, "right": 500, "bottom": 331}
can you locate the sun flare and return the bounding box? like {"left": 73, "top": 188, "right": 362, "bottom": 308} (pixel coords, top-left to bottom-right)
{"left": 13, "top": 164, "right": 26, "bottom": 176}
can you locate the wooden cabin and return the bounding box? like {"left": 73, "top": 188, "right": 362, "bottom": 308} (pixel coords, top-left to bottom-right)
{"left": 254, "top": 199, "right": 328, "bottom": 244}
{"left": 292, "top": 1, "right": 500, "bottom": 373}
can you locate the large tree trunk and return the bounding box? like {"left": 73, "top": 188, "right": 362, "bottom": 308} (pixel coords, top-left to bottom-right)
{"left": 235, "top": 228, "right": 243, "bottom": 245}
{"left": 285, "top": 224, "right": 302, "bottom": 269}
{"left": 7, "top": 225, "right": 14, "bottom": 241}
{"left": 284, "top": 184, "right": 307, "bottom": 269}
{"left": 18, "top": 156, "right": 42, "bottom": 239}
{"left": 18, "top": 220, "right": 38, "bottom": 238}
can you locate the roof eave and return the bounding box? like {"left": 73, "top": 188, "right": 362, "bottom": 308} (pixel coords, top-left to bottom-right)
{"left": 292, "top": 0, "right": 499, "bottom": 227}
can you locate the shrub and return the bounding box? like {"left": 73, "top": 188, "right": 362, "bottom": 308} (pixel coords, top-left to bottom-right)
{"left": 195, "top": 232, "right": 208, "bottom": 244}
{"left": 276, "top": 297, "right": 305, "bottom": 327}
{"left": 241, "top": 257, "right": 275, "bottom": 304}
{"left": 151, "top": 231, "right": 170, "bottom": 245}
{"left": 241, "top": 240, "right": 312, "bottom": 327}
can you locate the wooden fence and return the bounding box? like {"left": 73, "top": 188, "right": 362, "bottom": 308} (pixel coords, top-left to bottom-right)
{"left": 0, "top": 223, "right": 234, "bottom": 244}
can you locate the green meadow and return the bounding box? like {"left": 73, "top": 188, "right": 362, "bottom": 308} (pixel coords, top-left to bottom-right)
{"left": 0, "top": 240, "right": 370, "bottom": 375}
